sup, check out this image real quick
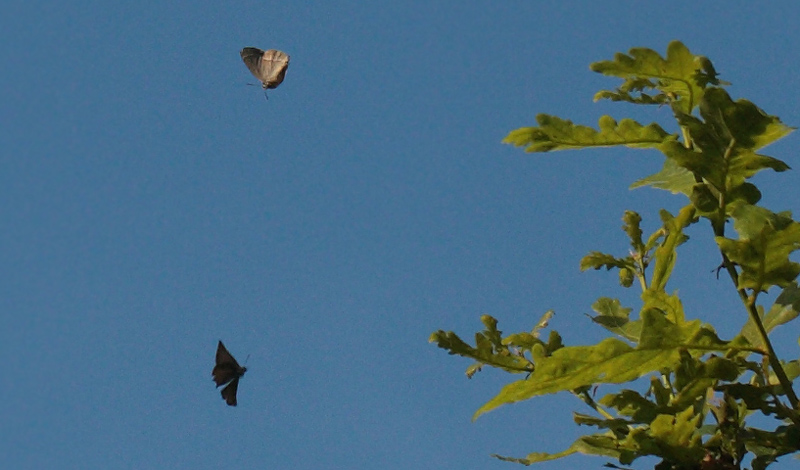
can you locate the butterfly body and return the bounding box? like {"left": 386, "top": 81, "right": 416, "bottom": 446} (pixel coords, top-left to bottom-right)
{"left": 240, "top": 47, "right": 290, "bottom": 90}
{"left": 212, "top": 341, "right": 246, "bottom": 406}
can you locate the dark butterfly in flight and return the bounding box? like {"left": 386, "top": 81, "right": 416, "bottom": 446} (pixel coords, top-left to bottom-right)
{"left": 212, "top": 341, "right": 247, "bottom": 406}
{"left": 240, "top": 47, "right": 290, "bottom": 99}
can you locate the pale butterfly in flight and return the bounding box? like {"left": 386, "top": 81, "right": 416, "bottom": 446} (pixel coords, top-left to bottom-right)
{"left": 240, "top": 47, "right": 290, "bottom": 100}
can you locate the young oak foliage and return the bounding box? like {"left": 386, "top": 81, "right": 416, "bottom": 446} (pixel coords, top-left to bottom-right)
{"left": 432, "top": 41, "right": 800, "bottom": 468}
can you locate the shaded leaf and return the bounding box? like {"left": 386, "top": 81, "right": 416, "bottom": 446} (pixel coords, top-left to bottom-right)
{"left": 573, "top": 412, "right": 632, "bottom": 434}
{"left": 580, "top": 252, "right": 632, "bottom": 272}
{"left": 586, "top": 298, "right": 639, "bottom": 341}
{"left": 701, "top": 87, "right": 794, "bottom": 154}
{"left": 622, "top": 211, "right": 644, "bottom": 252}
{"left": 746, "top": 425, "right": 800, "bottom": 470}
{"left": 600, "top": 389, "right": 663, "bottom": 423}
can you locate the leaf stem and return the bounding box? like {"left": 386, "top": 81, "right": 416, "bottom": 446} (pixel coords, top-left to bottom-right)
{"left": 711, "top": 137, "right": 800, "bottom": 415}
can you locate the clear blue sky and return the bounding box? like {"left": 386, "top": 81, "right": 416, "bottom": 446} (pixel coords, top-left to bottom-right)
{"left": 4, "top": 2, "right": 800, "bottom": 469}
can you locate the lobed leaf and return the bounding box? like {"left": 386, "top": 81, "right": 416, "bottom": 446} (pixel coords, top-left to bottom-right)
{"left": 492, "top": 434, "right": 625, "bottom": 465}
{"left": 473, "top": 309, "right": 730, "bottom": 419}
{"left": 630, "top": 158, "right": 697, "bottom": 195}
{"left": 503, "top": 114, "right": 673, "bottom": 153}
{"left": 700, "top": 87, "right": 795, "bottom": 153}
{"left": 622, "top": 210, "right": 644, "bottom": 252}
{"left": 716, "top": 207, "right": 800, "bottom": 291}
{"left": 586, "top": 297, "right": 639, "bottom": 341}
{"left": 580, "top": 252, "right": 631, "bottom": 272}
{"left": 429, "top": 329, "right": 533, "bottom": 375}
{"left": 647, "top": 206, "right": 694, "bottom": 293}
{"left": 740, "top": 282, "right": 800, "bottom": 348}
{"left": 590, "top": 41, "right": 720, "bottom": 113}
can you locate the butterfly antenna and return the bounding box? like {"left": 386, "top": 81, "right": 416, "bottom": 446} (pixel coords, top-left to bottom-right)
{"left": 262, "top": 90, "right": 269, "bottom": 101}
{"left": 244, "top": 354, "right": 251, "bottom": 365}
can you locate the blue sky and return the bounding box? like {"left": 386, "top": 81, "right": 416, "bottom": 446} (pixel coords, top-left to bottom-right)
{"left": 4, "top": 2, "right": 800, "bottom": 469}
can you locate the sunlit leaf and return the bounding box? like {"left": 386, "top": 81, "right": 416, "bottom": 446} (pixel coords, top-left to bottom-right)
{"left": 740, "top": 282, "right": 800, "bottom": 348}
{"left": 492, "top": 434, "right": 624, "bottom": 464}
{"left": 647, "top": 206, "right": 694, "bottom": 293}
{"left": 630, "top": 158, "right": 696, "bottom": 195}
{"left": 591, "top": 41, "right": 720, "bottom": 113}
{"left": 503, "top": 114, "right": 673, "bottom": 153}
{"left": 716, "top": 207, "right": 800, "bottom": 291}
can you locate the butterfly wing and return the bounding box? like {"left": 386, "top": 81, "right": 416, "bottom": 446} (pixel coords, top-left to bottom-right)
{"left": 220, "top": 377, "right": 240, "bottom": 406}
{"left": 212, "top": 341, "right": 244, "bottom": 386}
{"left": 257, "top": 49, "right": 290, "bottom": 89}
{"left": 240, "top": 47, "right": 266, "bottom": 81}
